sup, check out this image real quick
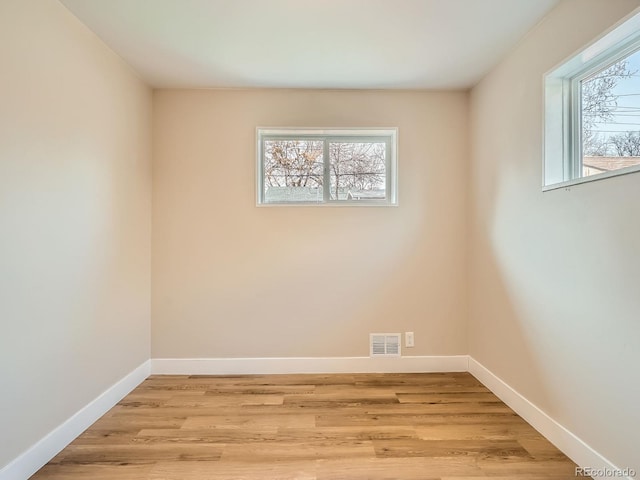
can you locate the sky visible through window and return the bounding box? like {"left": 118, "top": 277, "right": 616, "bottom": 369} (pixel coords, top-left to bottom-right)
{"left": 584, "top": 50, "right": 640, "bottom": 148}
{"left": 582, "top": 48, "right": 640, "bottom": 175}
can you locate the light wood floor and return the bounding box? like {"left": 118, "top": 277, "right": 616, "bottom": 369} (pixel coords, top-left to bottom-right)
{"left": 32, "top": 373, "right": 586, "bottom": 479}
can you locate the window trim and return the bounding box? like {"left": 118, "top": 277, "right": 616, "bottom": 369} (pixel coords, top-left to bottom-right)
{"left": 256, "top": 128, "right": 398, "bottom": 206}
{"left": 543, "top": 8, "right": 640, "bottom": 191}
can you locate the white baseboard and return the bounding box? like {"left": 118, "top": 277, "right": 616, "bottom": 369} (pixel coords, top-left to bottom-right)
{"left": 2, "top": 356, "right": 629, "bottom": 480}
{"left": 151, "top": 355, "right": 469, "bottom": 375}
{"left": 0, "top": 360, "right": 150, "bottom": 480}
{"left": 468, "top": 357, "right": 633, "bottom": 480}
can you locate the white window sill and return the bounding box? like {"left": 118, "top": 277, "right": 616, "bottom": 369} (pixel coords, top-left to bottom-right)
{"left": 543, "top": 163, "right": 640, "bottom": 191}
{"left": 256, "top": 201, "right": 399, "bottom": 207}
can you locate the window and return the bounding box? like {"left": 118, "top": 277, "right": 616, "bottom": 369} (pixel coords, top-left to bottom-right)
{"left": 544, "top": 11, "right": 640, "bottom": 189}
{"left": 257, "top": 128, "right": 397, "bottom": 205}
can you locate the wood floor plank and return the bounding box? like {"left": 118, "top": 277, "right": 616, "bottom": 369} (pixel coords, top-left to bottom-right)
{"left": 442, "top": 477, "right": 578, "bottom": 480}
{"left": 30, "top": 464, "right": 153, "bottom": 480}
{"left": 275, "top": 426, "right": 418, "bottom": 442}
{"left": 396, "top": 392, "right": 502, "bottom": 403}
{"left": 49, "top": 444, "right": 223, "bottom": 465}
{"left": 315, "top": 457, "right": 485, "bottom": 479}
{"left": 316, "top": 411, "right": 523, "bottom": 427}
{"left": 220, "top": 440, "right": 376, "bottom": 462}
{"left": 149, "top": 460, "right": 317, "bottom": 480}
{"left": 30, "top": 372, "right": 589, "bottom": 479}
{"left": 362, "top": 401, "right": 516, "bottom": 414}
{"left": 414, "top": 422, "right": 541, "bottom": 441}
{"left": 477, "top": 458, "right": 578, "bottom": 476}
{"left": 181, "top": 413, "right": 317, "bottom": 429}
{"left": 203, "top": 385, "right": 316, "bottom": 395}
{"left": 87, "top": 414, "right": 187, "bottom": 431}
{"left": 517, "top": 437, "right": 576, "bottom": 460}
{"left": 372, "top": 438, "right": 531, "bottom": 459}
{"left": 163, "top": 393, "right": 285, "bottom": 407}
{"left": 71, "top": 429, "right": 140, "bottom": 446}
{"left": 134, "top": 427, "right": 278, "bottom": 443}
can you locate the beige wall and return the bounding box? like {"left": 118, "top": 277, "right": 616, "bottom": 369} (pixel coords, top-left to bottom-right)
{"left": 469, "top": 0, "right": 640, "bottom": 472}
{"left": 7, "top": 0, "right": 638, "bottom": 473}
{"left": 152, "top": 89, "right": 468, "bottom": 358}
{"left": 0, "top": 0, "right": 152, "bottom": 469}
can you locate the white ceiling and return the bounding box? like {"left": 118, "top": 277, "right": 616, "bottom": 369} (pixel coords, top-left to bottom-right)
{"left": 59, "top": 0, "right": 560, "bottom": 89}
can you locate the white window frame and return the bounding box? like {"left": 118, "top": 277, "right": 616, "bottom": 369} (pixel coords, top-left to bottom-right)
{"left": 256, "top": 128, "right": 398, "bottom": 206}
{"left": 543, "top": 9, "right": 640, "bottom": 190}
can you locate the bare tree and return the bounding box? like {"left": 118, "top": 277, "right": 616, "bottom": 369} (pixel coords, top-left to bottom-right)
{"left": 264, "top": 140, "right": 323, "bottom": 188}
{"left": 329, "top": 142, "right": 385, "bottom": 199}
{"left": 582, "top": 60, "right": 634, "bottom": 156}
{"left": 583, "top": 133, "right": 610, "bottom": 156}
{"left": 610, "top": 131, "right": 640, "bottom": 156}
{"left": 263, "top": 140, "right": 386, "bottom": 200}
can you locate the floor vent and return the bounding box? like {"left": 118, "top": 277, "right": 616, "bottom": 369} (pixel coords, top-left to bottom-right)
{"left": 370, "top": 333, "right": 401, "bottom": 357}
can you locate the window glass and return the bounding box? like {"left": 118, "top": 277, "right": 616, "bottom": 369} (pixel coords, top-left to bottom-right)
{"left": 582, "top": 49, "right": 640, "bottom": 177}
{"left": 263, "top": 140, "right": 324, "bottom": 203}
{"left": 329, "top": 142, "right": 386, "bottom": 201}
{"left": 258, "top": 129, "right": 397, "bottom": 205}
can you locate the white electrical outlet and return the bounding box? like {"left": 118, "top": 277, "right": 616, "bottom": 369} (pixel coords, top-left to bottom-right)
{"left": 405, "top": 332, "right": 415, "bottom": 348}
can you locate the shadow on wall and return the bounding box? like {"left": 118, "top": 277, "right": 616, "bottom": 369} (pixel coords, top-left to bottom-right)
{"left": 470, "top": 95, "right": 640, "bottom": 471}
{"left": 469, "top": 149, "right": 556, "bottom": 416}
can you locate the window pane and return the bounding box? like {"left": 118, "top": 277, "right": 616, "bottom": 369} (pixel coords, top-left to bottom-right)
{"left": 582, "top": 48, "right": 640, "bottom": 177}
{"left": 263, "top": 140, "right": 324, "bottom": 203}
{"left": 329, "top": 142, "right": 386, "bottom": 201}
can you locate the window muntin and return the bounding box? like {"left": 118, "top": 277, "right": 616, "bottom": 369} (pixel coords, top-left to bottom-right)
{"left": 544, "top": 11, "right": 640, "bottom": 189}
{"left": 257, "top": 129, "right": 397, "bottom": 205}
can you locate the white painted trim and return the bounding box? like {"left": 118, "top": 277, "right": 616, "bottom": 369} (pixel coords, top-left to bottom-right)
{"left": 468, "top": 357, "right": 633, "bottom": 480}
{"left": 151, "top": 355, "right": 469, "bottom": 375}
{"left": 2, "top": 356, "right": 629, "bottom": 480}
{"left": 542, "top": 163, "right": 640, "bottom": 191}
{"left": 543, "top": 8, "right": 640, "bottom": 190}
{"left": 256, "top": 127, "right": 398, "bottom": 207}
{"left": 0, "top": 360, "right": 150, "bottom": 480}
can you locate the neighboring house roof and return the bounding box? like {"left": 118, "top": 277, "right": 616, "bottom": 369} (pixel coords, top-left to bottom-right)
{"left": 347, "top": 189, "right": 386, "bottom": 200}
{"left": 265, "top": 186, "right": 324, "bottom": 202}
{"left": 264, "top": 186, "right": 385, "bottom": 202}
{"left": 583, "top": 156, "right": 640, "bottom": 172}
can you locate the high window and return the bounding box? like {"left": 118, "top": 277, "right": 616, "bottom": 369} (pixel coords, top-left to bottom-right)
{"left": 257, "top": 129, "right": 397, "bottom": 205}
{"left": 544, "top": 12, "right": 640, "bottom": 189}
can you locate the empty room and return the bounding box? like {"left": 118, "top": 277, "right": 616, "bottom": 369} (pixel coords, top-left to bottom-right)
{"left": 1, "top": 0, "right": 639, "bottom": 479}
